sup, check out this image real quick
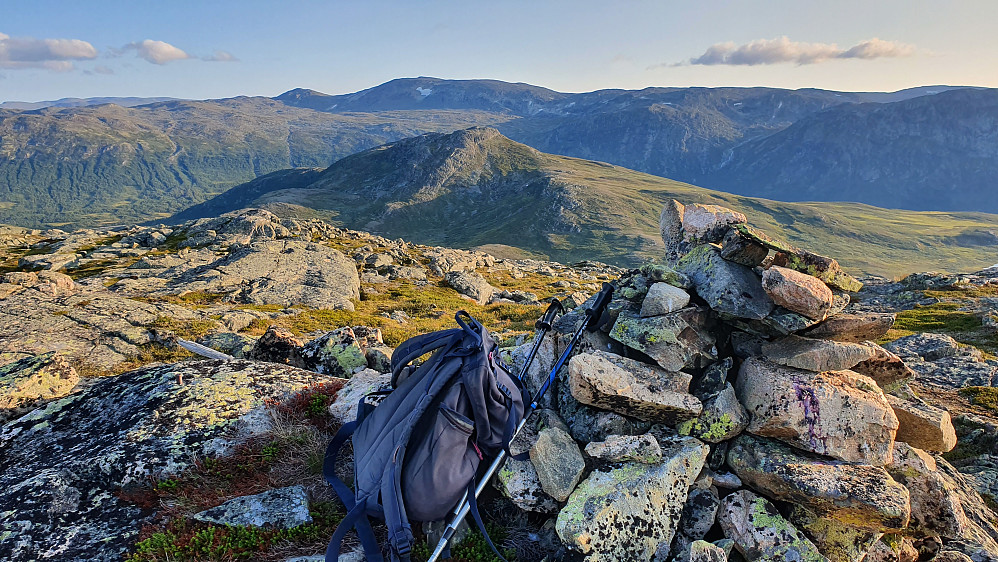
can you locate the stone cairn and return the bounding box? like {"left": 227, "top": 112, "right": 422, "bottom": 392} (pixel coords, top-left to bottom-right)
{"left": 459, "top": 200, "right": 998, "bottom": 562}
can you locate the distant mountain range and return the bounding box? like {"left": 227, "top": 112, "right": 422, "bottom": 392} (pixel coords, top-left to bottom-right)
{"left": 0, "top": 97, "right": 179, "bottom": 110}
{"left": 171, "top": 127, "right": 998, "bottom": 277}
{"left": 0, "top": 77, "right": 995, "bottom": 229}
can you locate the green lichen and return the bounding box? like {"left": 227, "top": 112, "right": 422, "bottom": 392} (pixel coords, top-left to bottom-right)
{"left": 749, "top": 497, "right": 826, "bottom": 562}
{"left": 680, "top": 413, "right": 735, "bottom": 442}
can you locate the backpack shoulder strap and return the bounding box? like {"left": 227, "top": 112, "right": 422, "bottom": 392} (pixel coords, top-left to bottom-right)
{"left": 390, "top": 328, "right": 462, "bottom": 387}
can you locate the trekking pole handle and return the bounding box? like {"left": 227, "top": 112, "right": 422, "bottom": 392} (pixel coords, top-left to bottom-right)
{"left": 584, "top": 282, "right": 614, "bottom": 331}
{"left": 535, "top": 298, "right": 564, "bottom": 331}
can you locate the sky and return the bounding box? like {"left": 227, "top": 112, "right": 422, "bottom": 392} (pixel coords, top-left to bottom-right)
{"left": 2, "top": 0, "right": 997, "bottom": 102}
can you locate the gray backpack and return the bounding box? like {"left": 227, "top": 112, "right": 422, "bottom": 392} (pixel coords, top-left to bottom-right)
{"left": 323, "top": 311, "right": 525, "bottom": 562}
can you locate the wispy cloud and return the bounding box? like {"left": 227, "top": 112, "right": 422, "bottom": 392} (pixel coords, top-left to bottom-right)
{"left": 84, "top": 64, "right": 114, "bottom": 76}
{"left": 202, "top": 50, "right": 238, "bottom": 62}
{"left": 670, "top": 36, "right": 916, "bottom": 67}
{"left": 0, "top": 31, "right": 98, "bottom": 71}
{"left": 116, "top": 39, "right": 192, "bottom": 65}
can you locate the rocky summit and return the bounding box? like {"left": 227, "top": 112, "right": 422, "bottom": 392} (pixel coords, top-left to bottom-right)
{"left": 1, "top": 203, "right": 997, "bottom": 562}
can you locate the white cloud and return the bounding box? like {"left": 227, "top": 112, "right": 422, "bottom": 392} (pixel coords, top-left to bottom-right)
{"left": 202, "top": 50, "right": 238, "bottom": 62}
{"left": 120, "top": 39, "right": 191, "bottom": 65}
{"left": 0, "top": 31, "right": 98, "bottom": 71}
{"left": 675, "top": 36, "right": 916, "bottom": 66}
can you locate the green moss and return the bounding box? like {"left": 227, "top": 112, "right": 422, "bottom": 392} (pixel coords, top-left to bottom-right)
{"left": 959, "top": 386, "right": 998, "bottom": 414}
{"left": 880, "top": 302, "right": 998, "bottom": 354}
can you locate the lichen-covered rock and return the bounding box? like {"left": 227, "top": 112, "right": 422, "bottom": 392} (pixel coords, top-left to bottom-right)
{"left": 248, "top": 326, "right": 306, "bottom": 368}
{"left": 640, "top": 282, "right": 691, "bottom": 317}
{"left": 365, "top": 345, "right": 393, "bottom": 372}
{"left": 720, "top": 227, "right": 769, "bottom": 267}
{"left": 886, "top": 443, "right": 968, "bottom": 539}
{"left": 584, "top": 434, "right": 663, "bottom": 464}
{"left": 639, "top": 261, "right": 691, "bottom": 288}
{"left": 661, "top": 199, "right": 688, "bottom": 264}
{"left": 864, "top": 536, "right": 918, "bottom": 562}
{"left": 789, "top": 506, "right": 883, "bottom": 562}
{"left": 678, "top": 383, "right": 749, "bottom": 444}
{"left": 494, "top": 456, "right": 560, "bottom": 513}
{"left": 609, "top": 308, "right": 715, "bottom": 371}
{"left": 192, "top": 485, "right": 312, "bottom": 529}
{"left": 850, "top": 344, "right": 917, "bottom": 389}
{"left": 672, "top": 487, "right": 722, "bottom": 558}
{"left": 199, "top": 332, "right": 256, "bottom": 359}
{"left": 300, "top": 327, "right": 368, "bottom": 377}
{"left": 682, "top": 204, "right": 747, "bottom": 244}
{"left": 0, "top": 359, "right": 328, "bottom": 561}
{"left": 327, "top": 369, "right": 391, "bottom": 424}
{"left": 718, "top": 489, "right": 828, "bottom": 562}
{"left": 444, "top": 271, "right": 495, "bottom": 305}
{"left": 803, "top": 312, "right": 896, "bottom": 343}
{"left": 883, "top": 333, "right": 962, "bottom": 362}
{"left": 530, "top": 426, "right": 586, "bottom": 502}
{"left": 771, "top": 250, "right": 863, "bottom": 293}
{"left": 887, "top": 393, "right": 957, "bottom": 452}
{"left": 677, "top": 245, "right": 775, "bottom": 320}
{"left": 931, "top": 459, "right": 998, "bottom": 560}
{"left": 735, "top": 357, "right": 899, "bottom": 465}
{"left": 556, "top": 436, "right": 709, "bottom": 561}
{"left": 568, "top": 350, "right": 702, "bottom": 425}
{"left": 727, "top": 435, "right": 911, "bottom": 532}
{"left": 0, "top": 352, "right": 79, "bottom": 411}
{"left": 762, "top": 266, "right": 834, "bottom": 321}
{"left": 689, "top": 540, "right": 729, "bottom": 562}
{"left": 761, "top": 336, "right": 877, "bottom": 373}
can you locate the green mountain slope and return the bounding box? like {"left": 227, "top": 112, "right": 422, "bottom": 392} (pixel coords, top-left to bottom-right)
{"left": 175, "top": 128, "right": 998, "bottom": 277}
{"left": 0, "top": 98, "right": 510, "bottom": 227}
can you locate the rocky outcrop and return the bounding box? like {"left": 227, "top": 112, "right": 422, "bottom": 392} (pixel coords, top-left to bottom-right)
{"left": 0, "top": 352, "right": 79, "bottom": 413}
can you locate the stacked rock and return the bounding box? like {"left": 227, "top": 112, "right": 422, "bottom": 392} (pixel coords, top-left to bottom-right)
{"left": 491, "top": 200, "right": 997, "bottom": 562}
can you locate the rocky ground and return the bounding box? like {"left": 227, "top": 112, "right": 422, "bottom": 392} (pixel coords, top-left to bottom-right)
{"left": 1, "top": 205, "right": 996, "bottom": 562}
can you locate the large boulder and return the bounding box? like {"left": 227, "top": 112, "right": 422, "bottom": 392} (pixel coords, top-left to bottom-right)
{"left": 0, "top": 359, "right": 329, "bottom": 561}
{"left": 727, "top": 435, "right": 911, "bottom": 532}
{"left": 300, "top": 327, "right": 369, "bottom": 377}
{"left": 676, "top": 245, "right": 774, "bottom": 320}
{"left": 718, "top": 489, "right": 828, "bottom": 562}
{"left": 609, "top": 308, "right": 715, "bottom": 372}
{"left": 735, "top": 357, "right": 899, "bottom": 465}
{"left": 567, "top": 351, "right": 702, "bottom": 425}
{"left": 248, "top": 326, "right": 306, "bottom": 368}
{"left": 444, "top": 271, "right": 495, "bottom": 305}
{"left": 556, "top": 436, "right": 709, "bottom": 561}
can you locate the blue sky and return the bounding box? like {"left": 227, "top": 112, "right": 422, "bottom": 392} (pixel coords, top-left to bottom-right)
{"left": 2, "top": 0, "right": 996, "bottom": 102}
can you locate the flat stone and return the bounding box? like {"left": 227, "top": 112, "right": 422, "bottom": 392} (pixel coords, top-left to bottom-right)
{"left": 735, "top": 357, "right": 899, "bottom": 465}
{"left": 761, "top": 336, "right": 878, "bottom": 372}
{"left": 762, "top": 266, "right": 834, "bottom": 321}
{"left": 640, "top": 282, "right": 691, "bottom": 317}
{"left": 850, "top": 344, "right": 916, "bottom": 389}
{"left": 727, "top": 435, "right": 911, "bottom": 532}
{"left": 192, "top": 485, "right": 311, "bottom": 529}
{"left": 568, "top": 351, "right": 702, "bottom": 425}
{"left": 682, "top": 204, "right": 747, "bottom": 243}
{"left": 887, "top": 393, "right": 957, "bottom": 452}
{"left": 803, "top": 313, "right": 896, "bottom": 343}
{"left": 720, "top": 228, "right": 769, "bottom": 267}
{"left": 718, "top": 489, "right": 828, "bottom": 562}
{"left": 609, "top": 308, "right": 715, "bottom": 371}
{"left": 556, "top": 436, "right": 709, "bottom": 561}
{"left": 530, "top": 426, "right": 586, "bottom": 502}
{"left": 677, "top": 383, "right": 749, "bottom": 444}
{"left": 677, "top": 244, "right": 774, "bottom": 321}
{"left": 584, "top": 434, "right": 663, "bottom": 464}
{"left": 771, "top": 250, "right": 863, "bottom": 293}
{"left": 0, "top": 352, "right": 79, "bottom": 411}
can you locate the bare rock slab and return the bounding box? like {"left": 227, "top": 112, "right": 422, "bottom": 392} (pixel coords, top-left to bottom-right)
{"left": 735, "top": 357, "right": 899, "bottom": 465}
{"left": 727, "top": 435, "right": 911, "bottom": 532}
{"left": 761, "top": 335, "right": 878, "bottom": 373}
{"left": 556, "top": 436, "right": 709, "bottom": 561}
{"left": 192, "top": 485, "right": 312, "bottom": 529}
{"left": 762, "top": 266, "right": 834, "bottom": 321}
{"left": 568, "top": 351, "right": 702, "bottom": 425}
{"left": 718, "top": 489, "right": 828, "bottom": 562}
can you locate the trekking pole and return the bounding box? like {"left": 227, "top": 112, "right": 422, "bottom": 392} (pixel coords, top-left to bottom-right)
{"left": 428, "top": 283, "right": 614, "bottom": 562}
